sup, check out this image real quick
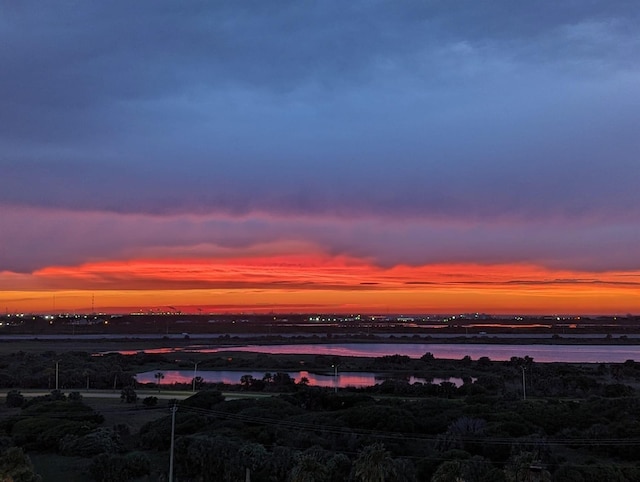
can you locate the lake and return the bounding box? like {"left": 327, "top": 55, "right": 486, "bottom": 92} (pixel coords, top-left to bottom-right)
{"left": 135, "top": 369, "right": 468, "bottom": 389}
{"left": 121, "top": 342, "right": 640, "bottom": 363}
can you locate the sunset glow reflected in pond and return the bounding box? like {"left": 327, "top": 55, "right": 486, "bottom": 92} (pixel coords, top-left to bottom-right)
{"left": 135, "top": 369, "right": 467, "bottom": 388}
{"left": 106, "top": 343, "right": 640, "bottom": 363}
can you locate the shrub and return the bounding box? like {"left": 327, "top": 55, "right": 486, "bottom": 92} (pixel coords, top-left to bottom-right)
{"left": 181, "top": 390, "right": 225, "bottom": 410}
{"left": 60, "top": 428, "right": 124, "bottom": 456}
{"left": 421, "top": 352, "right": 435, "bottom": 362}
{"left": 11, "top": 417, "right": 92, "bottom": 451}
{"left": 602, "top": 383, "right": 634, "bottom": 398}
{"left": 88, "top": 452, "right": 150, "bottom": 482}
{"left": 120, "top": 387, "right": 137, "bottom": 403}
{"left": 5, "top": 390, "right": 25, "bottom": 408}
{"left": 49, "top": 390, "right": 66, "bottom": 401}
{"left": 124, "top": 452, "right": 151, "bottom": 478}
{"left": 68, "top": 391, "right": 83, "bottom": 401}
{"left": 21, "top": 400, "right": 104, "bottom": 423}
{"left": 0, "top": 446, "right": 41, "bottom": 482}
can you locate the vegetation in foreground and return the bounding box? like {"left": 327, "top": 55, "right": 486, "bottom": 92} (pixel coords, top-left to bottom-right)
{"left": 1, "top": 350, "right": 640, "bottom": 481}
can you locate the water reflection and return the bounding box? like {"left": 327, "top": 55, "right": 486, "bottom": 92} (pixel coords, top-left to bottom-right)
{"left": 135, "top": 369, "right": 467, "bottom": 388}
{"left": 106, "top": 343, "right": 640, "bottom": 363}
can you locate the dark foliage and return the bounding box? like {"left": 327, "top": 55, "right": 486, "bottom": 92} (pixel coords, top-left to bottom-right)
{"left": 5, "top": 390, "right": 25, "bottom": 408}
{"left": 88, "top": 452, "right": 150, "bottom": 482}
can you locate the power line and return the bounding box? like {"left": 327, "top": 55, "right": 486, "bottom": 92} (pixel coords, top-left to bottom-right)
{"left": 174, "top": 404, "right": 640, "bottom": 447}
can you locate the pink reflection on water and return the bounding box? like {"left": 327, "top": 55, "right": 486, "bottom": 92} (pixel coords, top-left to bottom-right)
{"left": 466, "top": 324, "right": 551, "bottom": 329}
{"left": 111, "top": 348, "right": 183, "bottom": 356}
{"left": 100, "top": 343, "right": 640, "bottom": 363}
{"left": 188, "top": 344, "right": 640, "bottom": 363}
{"left": 190, "top": 344, "right": 407, "bottom": 357}
{"left": 135, "top": 369, "right": 466, "bottom": 388}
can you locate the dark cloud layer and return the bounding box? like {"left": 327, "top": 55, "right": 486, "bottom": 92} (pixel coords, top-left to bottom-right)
{"left": 2, "top": 1, "right": 640, "bottom": 274}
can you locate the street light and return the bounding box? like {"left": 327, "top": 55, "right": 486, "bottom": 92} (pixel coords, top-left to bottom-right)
{"left": 191, "top": 361, "right": 200, "bottom": 393}
{"left": 332, "top": 364, "right": 340, "bottom": 393}
{"left": 169, "top": 403, "right": 177, "bottom": 482}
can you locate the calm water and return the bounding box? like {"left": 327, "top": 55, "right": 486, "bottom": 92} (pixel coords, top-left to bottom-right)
{"left": 99, "top": 342, "right": 640, "bottom": 363}
{"left": 135, "top": 369, "right": 467, "bottom": 389}
{"left": 180, "top": 343, "right": 640, "bottom": 363}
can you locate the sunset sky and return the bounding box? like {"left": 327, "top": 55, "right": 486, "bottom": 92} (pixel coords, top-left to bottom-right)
{"left": 2, "top": 2, "right": 640, "bottom": 315}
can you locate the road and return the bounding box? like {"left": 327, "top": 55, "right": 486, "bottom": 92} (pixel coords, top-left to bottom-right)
{"left": 0, "top": 388, "right": 274, "bottom": 401}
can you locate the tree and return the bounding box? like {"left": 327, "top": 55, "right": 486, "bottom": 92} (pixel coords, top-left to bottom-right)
{"left": 0, "top": 447, "right": 42, "bottom": 482}
{"left": 68, "top": 391, "right": 83, "bottom": 401}
{"left": 272, "top": 372, "right": 296, "bottom": 388}
{"left": 504, "top": 452, "right": 550, "bottom": 482}
{"left": 289, "top": 454, "right": 329, "bottom": 482}
{"left": 431, "top": 455, "right": 501, "bottom": 482}
{"left": 298, "top": 376, "right": 310, "bottom": 387}
{"left": 49, "top": 389, "right": 65, "bottom": 401}
{"left": 191, "top": 375, "right": 204, "bottom": 391}
{"left": 437, "top": 417, "right": 486, "bottom": 453}
{"left": 431, "top": 460, "right": 465, "bottom": 482}
{"left": 120, "top": 387, "right": 138, "bottom": 404}
{"left": 238, "top": 443, "right": 269, "bottom": 481}
{"left": 89, "top": 452, "right": 150, "bottom": 482}
{"left": 59, "top": 427, "right": 124, "bottom": 457}
{"left": 173, "top": 434, "right": 240, "bottom": 479}
{"left": 353, "top": 443, "right": 397, "bottom": 482}
{"left": 154, "top": 372, "right": 165, "bottom": 392}
{"left": 421, "top": 352, "right": 435, "bottom": 362}
{"left": 240, "top": 374, "right": 255, "bottom": 390}
{"left": 5, "top": 390, "right": 25, "bottom": 408}
{"left": 477, "top": 356, "right": 492, "bottom": 367}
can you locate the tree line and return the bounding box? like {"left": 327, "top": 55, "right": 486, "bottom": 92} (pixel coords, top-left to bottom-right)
{"left": 2, "top": 350, "right": 640, "bottom": 480}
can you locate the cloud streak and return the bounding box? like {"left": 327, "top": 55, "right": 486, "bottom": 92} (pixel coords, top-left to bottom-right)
{"left": 3, "top": 2, "right": 640, "bottom": 313}
{"left": 1, "top": 208, "right": 639, "bottom": 274}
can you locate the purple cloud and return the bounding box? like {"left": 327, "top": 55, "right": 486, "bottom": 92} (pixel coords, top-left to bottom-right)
{"left": 1, "top": 208, "right": 639, "bottom": 274}
{"left": 2, "top": 1, "right": 640, "bottom": 279}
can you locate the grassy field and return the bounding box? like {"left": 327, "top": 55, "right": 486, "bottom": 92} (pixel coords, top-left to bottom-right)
{"left": 83, "top": 396, "right": 170, "bottom": 432}
{"left": 30, "top": 453, "right": 93, "bottom": 482}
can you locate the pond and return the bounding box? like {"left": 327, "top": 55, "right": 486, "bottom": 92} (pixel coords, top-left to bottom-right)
{"left": 135, "top": 369, "right": 469, "bottom": 389}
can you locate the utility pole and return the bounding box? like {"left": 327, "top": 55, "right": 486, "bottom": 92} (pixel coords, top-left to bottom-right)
{"left": 332, "top": 364, "right": 339, "bottom": 393}
{"left": 192, "top": 361, "right": 200, "bottom": 393}
{"left": 55, "top": 361, "right": 59, "bottom": 391}
{"left": 169, "top": 403, "right": 177, "bottom": 482}
{"left": 521, "top": 366, "right": 526, "bottom": 401}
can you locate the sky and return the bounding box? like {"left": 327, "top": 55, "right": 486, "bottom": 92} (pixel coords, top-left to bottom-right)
{"left": 2, "top": 1, "right": 640, "bottom": 315}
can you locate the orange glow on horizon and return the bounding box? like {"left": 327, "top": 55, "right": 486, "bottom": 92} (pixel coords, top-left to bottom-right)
{"left": 1, "top": 255, "right": 639, "bottom": 314}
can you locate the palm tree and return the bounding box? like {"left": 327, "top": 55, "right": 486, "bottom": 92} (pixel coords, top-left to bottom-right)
{"left": 240, "top": 374, "right": 255, "bottom": 390}
{"left": 289, "top": 454, "right": 328, "bottom": 482}
{"left": 353, "top": 443, "right": 396, "bottom": 482}
{"left": 430, "top": 460, "right": 465, "bottom": 482}
{"left": 298, "top": 376, "right": 310, "bottom": 387}
{"left": 154, "top": 372, "right": 165, "bottom": 392}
